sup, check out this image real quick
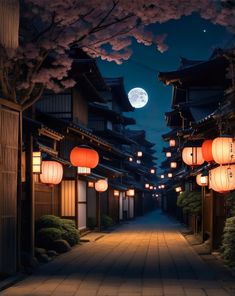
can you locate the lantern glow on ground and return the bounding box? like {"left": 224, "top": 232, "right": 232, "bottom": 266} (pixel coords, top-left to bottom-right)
{"left": 128, "top": 88, "right": 148, "bottom": 108}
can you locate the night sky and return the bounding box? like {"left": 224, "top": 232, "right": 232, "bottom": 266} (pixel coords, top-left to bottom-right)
{"left": 97, "top": 13, "right": 233, "bottom": 167}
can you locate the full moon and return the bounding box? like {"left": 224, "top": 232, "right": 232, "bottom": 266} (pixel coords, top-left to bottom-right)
{"left": 128, "top": 87, "right": 148, "bottom": 108}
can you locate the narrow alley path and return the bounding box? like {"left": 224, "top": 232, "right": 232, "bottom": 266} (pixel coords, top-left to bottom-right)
{"left": 1, "top": 211, "right": 235, "bottom": 296}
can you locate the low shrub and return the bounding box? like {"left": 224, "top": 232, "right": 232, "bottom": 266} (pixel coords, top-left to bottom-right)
{"left": 177, "top": 190, "right": 201, "bottom": 215}
{"left": 226, "top": 191, "right": 235, "bottom": 217}
{"left": 53, "top": 240, "right": 71, "bottom": 253}
{"left": 87, "top": 217, "right": 96, "bottom": 230}
{"left": 61, "top": 228, "right": 80, "bottom": 246}
{"left": 35, "top": 216, "right": 80, "bottom": 248}
{"left": 101, "top": 215, "right": 113, "bottom": 228}
{"left": 221, "top": 216, "right": 235, "bottom": 267}
{"left": 61, "top": 218, "right": 76, "bottom": 228}
{"left": 36, "top": 227, "right": 62, "bottom": 248}
{"left": 36, "top": 215, "right": 62, "bottom": 231}
{"left": 61, "top": 218, "right": 80, "bottom": 246}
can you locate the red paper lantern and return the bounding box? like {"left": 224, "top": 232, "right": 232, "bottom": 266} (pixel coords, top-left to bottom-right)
{"left": 40, "top": 161, "right": 63, "bottom": 185}
{"left": 70, "top": 147, "right": 99, "bottom": 171}
{"left": 202, "top": 140, "right": 213, "bottom": 162}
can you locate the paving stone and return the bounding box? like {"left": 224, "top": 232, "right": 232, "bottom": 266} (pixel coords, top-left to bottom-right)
{"left": 0, "top": 211, "right": 235, "bottom": 296}
{"left": 205, "top": 289, "right": 232, "bottom": 296}
{"left": 184, "top": 288, "right": 206, "bottom": 296}
{"left": 163, "top": 285, "right": 185, "bottom": 295}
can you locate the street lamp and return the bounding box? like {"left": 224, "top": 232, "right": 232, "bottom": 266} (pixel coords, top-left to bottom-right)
{"left": 32, "top": 151, "right": 42, "bottom": 173}
{"left": 95, "top": 179, "right": 108, "bottom": 231}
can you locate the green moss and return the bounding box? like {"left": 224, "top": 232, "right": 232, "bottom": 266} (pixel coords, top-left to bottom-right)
{"left": 35, "top": 216, "right": 79, "bottom": 248}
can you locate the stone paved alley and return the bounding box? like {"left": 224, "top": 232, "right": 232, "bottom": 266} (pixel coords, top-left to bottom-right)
{"left": 1, "top": 211, "right": 235, "bottom": 296}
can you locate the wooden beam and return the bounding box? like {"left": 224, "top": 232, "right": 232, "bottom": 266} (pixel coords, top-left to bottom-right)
{"left": 0, "top": 98, "right": 22, "bottom": 111}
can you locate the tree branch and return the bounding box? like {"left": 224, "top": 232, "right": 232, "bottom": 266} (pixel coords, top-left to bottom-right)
{"left": 32, "top": 12, "right": 56, "bottom": 42}
{"left": 19, "top": 51, "right": 48, "bottom": 105}
{"left": 22, "top": 84, "right": 45, "bottom": 111}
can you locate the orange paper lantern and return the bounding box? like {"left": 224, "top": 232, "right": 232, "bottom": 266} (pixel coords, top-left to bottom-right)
{"left": 182, "top": 147, "right": 204, "bottom": 166}
{"left": 201, "top": 140, "right": 213, "bottom": 162}
{"left": 40, "top": 161, "right": 63, "bottom": 185}
{"left": 70, "top": 147, "right": 99, "bottom": 173}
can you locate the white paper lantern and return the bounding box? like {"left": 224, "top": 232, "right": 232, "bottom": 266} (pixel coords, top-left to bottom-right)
{"left": 175, "top": 186, "right": 182, "bottom": 192}
{"left": 166, "top": 152, "right": 172, "bottom": 157}
{"left": 126, "top": 189, "right": 135, "bottom": 196}
{"left": 169, "top": 139, "right": 176, "bottom": 147}
{"left": 170, "top": 162, "right": 177, "bottom": 168}
{"left": 196, "top": 174, "right": 208, "bottom": 186}
{"left": 40, "top": 161, "right": 63, "bottom": 185}
{"left": 95, "top": 179, "right": 108, "bottom": 192}
{"left": 212, "top": 137, "right": 235, "bottom": 165}
{"left": 182, "top": 147, "right": 204, "bottom": 166}
{"left": 209, "top": 165, "right": 235, "bottom": 192}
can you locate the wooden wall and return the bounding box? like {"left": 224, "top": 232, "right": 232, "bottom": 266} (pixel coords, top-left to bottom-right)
{"left": 108, "top": 190, "right": 119, "bottom": 223}
{"left": 87, "top": 188, "right": 96, "bottom": 219}
{"left": 61, "top": 180, "right": 75, "bottom": 217}
{"left": 36, "top": 92, "right": 72, "bottom": 120}
{"left": 35, "top": 181, "right": 59, "bottom": 220}
{"left": 0, "top": 108, "right": 19, "bottom": 274}
{"left": 72, "top": 88, "right": 88, "bottom": 127}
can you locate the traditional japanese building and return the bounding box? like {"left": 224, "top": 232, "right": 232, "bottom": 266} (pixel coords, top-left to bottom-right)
{"left": 158, "top": 49, "right": 232, "bottom": 250}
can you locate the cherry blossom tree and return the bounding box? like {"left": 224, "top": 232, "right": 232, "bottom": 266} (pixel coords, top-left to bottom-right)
{"left": 0, "top": 0, "right": 234, "bottom": 110}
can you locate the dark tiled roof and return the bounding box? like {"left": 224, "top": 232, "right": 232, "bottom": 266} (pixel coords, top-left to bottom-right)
{"left": 105, "top": 77, "right": 134, "bottom": 112}
{"left": 158, "top": 56, "right": 229, "bottom": 87}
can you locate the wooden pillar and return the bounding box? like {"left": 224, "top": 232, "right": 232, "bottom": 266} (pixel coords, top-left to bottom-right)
{"left": 17, "top": 110, "right": 22, "bottom": 269}
{"left": 210, "top": 189, "right": 215, "bottom": 251}
{"left": 29, "top": 135, "right": 35, "bottom": 260}
{"left": 75, "top": 175, "right": 79, "bottom": 229}
{"left": 201, "top": 186, "right": 205, "bottom": 242}
{"left": 96, "top": 192, "right": 101, "bottom": 231}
